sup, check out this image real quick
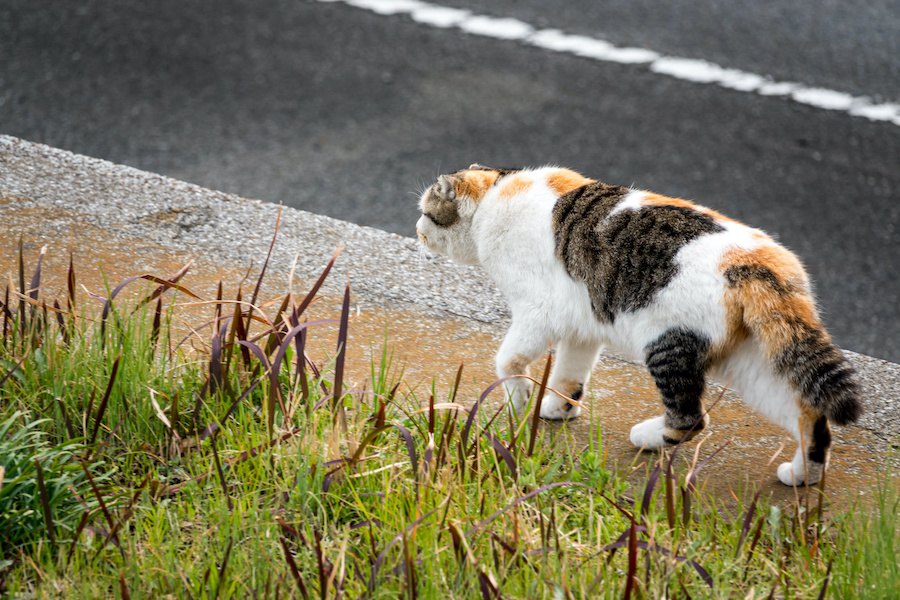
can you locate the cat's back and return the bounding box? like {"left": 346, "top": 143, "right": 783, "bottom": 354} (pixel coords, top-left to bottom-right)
{"left": 547, "top": 176, "right": 809, "bottom": 355}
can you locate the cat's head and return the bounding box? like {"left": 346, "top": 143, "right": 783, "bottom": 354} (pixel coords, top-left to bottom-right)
{"left": 416, "top": 164, "right": 515, "bottom": 265}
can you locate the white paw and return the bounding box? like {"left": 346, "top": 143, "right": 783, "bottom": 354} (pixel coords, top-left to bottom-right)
{"left": 539, "top": 393, "right": 582, "bottom": 420}
{"left": 776, "top": 461, "right": 823, "bottom": 486}
{"left": 629, "top": 416, "right": 667, "bottom": 450}
{"left": 503, "top": 380, "right": 532, "bottom": 414}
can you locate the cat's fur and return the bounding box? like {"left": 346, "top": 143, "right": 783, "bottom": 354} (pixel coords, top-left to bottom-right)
{"left": 416, "top": 164, "right": 862, "bottom": 486}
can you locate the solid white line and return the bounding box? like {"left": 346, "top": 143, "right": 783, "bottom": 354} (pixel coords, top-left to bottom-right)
{"left": 318, "top": 0, "right": 900, "bottom": 127}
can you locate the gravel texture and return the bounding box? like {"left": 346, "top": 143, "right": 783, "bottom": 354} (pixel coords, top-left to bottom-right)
{"left": 1, "top": 134, "right": 896, "bottom": 441}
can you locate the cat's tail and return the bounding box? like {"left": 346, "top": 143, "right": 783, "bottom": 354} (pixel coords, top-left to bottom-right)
{"left": 725, "top": 254, "right": 862, "bottom": 425}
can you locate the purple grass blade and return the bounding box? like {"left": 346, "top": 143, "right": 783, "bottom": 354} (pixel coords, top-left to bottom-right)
{"left": 641, "top": 462, "right": 662, "bottom": 521}
{"left": 67, "top": 252, "right": 76, "bottom": 313}
{"left": 624, "top": 518, "right": 638, "bottom": 600}
{"left": 0, "top": 352, "right": 28, "bottom": 390}
{"left": 664, "top": 450, "right": 676, "bottom": 529}
{"left": 151, "top": 296, "right": 162, "bottom": 349}
{"left": 527, "top": 353, "right": 552, "bottom": 457}
{"left": 99, "top": 274, "right": 143, "bottom": 338}
{"left": 200, "top": 375, "right": 265, "bottom": 442}
{"left": 263, "top": 293, "right": 292, "bottom": 357}
{"left": 270, "top": 320, "right": 338, "bottom": 394}
{"left": 280, "top": 537, "right": 311, "bottom": 599}
{"left": 238, "top": 339, "right": 276, "bottom": 434}
{"left": 214, "top": 538, "right": 234, "bottom": 599}
{"left": 3, "top": 285, "right": 9, "bottom": 342}
{"left": 89, "top": 355, "right": 121, "bottom": 447}
{"left": 54, "top": 299, "right": 68, "bottom": 344}
{"left": 209, "top": 322, "right": 228, "bottom": 397}
{"left": 34, "top": 459, "right": 56, "bottom": 548}
{"left": 245, "top": 208, "right": 282, "bottom": 338}
{"left": 332, "top": 282, "right": 351, "bottom": 427}
{"left": 66, "top": 511, "right": 90, "bottom": 565}
{"left": 630, "top": 540, "right": 713, "bottom": 588}
{"left": 485, "top": 433, "right": 518, "bottom": 482}
{"left": 315, "top": 529, "right": 330, "bottom": 600}
{"left": 294, "top": 246, "right": 343, "bottom": 318}
{"left": 396, "top": 424, "right": 419, "bottom": 500}
{"left": 816, "top": 560, "right": 833, "bottom": 600}
{"left": 28, "top": 244, "right": 46, "bottom": 302}
{"left": 57, "top": 398, "right": 76, "bottom": 440}
{"left": 79, "top": 460, "right": 123, "bottom": 557}
{"left": 131, "top": 264, "right": 198, "bottom": 314}
{"left": 17, "top": 237, "right": 26, "bottom": 341}
{"left": 735, "top": 489, "right": 763, "bottom": 558}
{"left": 119, "top": 573, "right": 131, "bottom": 600}
{"left": 93, "top": 475, "right": 149, "bottom": 560}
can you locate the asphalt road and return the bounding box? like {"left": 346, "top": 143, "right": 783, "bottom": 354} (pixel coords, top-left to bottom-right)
{"left": 1, "top": 0, "right": 898, "bottom": 361}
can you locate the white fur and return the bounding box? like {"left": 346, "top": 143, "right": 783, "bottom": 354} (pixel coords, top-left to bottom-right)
{"left": 416, "top": 167, "right": 820, "bottom": 485}
{"left": 629, "top": 416, "right": 668, "bottom": 448}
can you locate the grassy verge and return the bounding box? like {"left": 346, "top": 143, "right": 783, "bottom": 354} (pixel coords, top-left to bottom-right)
{"left": 0, "top": 235, "right": 896, "bottom": 598}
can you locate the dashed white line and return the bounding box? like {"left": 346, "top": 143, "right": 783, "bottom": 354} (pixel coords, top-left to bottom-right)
{"left": 318, "top": 0, "right": 900, "bottom": 127}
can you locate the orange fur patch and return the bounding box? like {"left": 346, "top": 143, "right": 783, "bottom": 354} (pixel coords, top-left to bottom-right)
{"left": 711, "top": 290, "right": 749, "bottom": 364}
{"left": 455, "top": 170, "right": 500, "bottom": 202}
{"left": 503, "top": 354, "right": 532, "bottom": 376}
{"left": 718, "top": 246, "right": 820, "bottom": 361}
{"left": 721, "top": 246, "right": 810, "bottom": 296}
{"left": 547, "top": 169, "right": 593, "bottom": 196}
{"left": 555, "top": 379, "right": 582, "bottom": 399}
{"left": 641, "top": 193, "right": 735, "bottom": 224}
{"left": 497, "top": 175, "right": 532, "bottom": 199}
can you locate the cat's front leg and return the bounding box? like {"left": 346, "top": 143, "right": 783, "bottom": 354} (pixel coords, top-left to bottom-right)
{"left": 630, "top": 328, "right": 710, "bottom": 449}
{"left": 495, "top": 321, "right": 550, "bottom": 415}
{"left": 540, "top": 337, "right": 601, "bottom": 420}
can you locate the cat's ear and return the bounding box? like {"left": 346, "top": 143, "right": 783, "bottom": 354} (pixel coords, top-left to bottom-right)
{"left": 436, "top": 174, "right": 457, "bottom": 201}
{"left": 468, "top": 163, "right": 486, "bottom": 170}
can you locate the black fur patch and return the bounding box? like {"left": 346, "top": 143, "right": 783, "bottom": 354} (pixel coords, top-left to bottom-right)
{"left": 460, "top": 164, "right": 521, "bottom": 177}
{"left": 807, "top": 415, "right": 831, "bottom": 464}
{"left": 421, "top": 186, "right": 459, "bottom": 228}
{"left": 644, "top": 328, "right": 711, "bottom": 431}
{"left": 557, "top": 384, "right": 583, "bottom": 412}
{"left": 774, "top": 321, "right": 862, "bottom": 425}
{"left": 724, "top": 264, "right": 792, "bottom": 295}
{"left": 553, "top": 184, "right": 724, "bottom": 322}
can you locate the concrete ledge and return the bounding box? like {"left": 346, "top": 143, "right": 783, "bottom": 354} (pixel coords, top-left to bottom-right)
{"left": 1, "top": 134, "right": 897, "bottom": 444}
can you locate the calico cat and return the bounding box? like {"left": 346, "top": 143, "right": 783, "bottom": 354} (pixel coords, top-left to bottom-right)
{"left": 415, "top": 164, "right": 861, "bottom": 486}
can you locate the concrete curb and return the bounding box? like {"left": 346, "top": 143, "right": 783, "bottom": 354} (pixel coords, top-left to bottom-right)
{"left": 1, "top": 134, "right": 896, "bottom": 441}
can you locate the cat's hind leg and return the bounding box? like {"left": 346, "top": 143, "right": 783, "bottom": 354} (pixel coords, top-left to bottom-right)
{"left": 776, "top": 410, "right": 831, "bottom": 486}
{"left": 495, "top": 321, "right": 551, "bottom": 415}
{"left": 718, "top": 339, "right": 831, "bottom": 486}
{"left": 540, "top": 337, "right": 601, "bottom": 420}
{"left": 630, "top": 328, "right": 710, "bottom": 450}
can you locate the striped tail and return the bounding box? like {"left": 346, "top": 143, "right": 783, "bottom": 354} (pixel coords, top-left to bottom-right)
{"left": 723, "top": 249, "right": 862, "bottom": 425}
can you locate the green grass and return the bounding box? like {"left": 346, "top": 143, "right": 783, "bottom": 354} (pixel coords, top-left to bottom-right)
{"left": 0, "top": 239, "right": 897, "bottom": 598}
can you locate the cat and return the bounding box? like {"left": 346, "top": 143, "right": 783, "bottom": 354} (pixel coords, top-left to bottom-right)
{"left": 415, "top": 164, "right": 862, "bottom": 486}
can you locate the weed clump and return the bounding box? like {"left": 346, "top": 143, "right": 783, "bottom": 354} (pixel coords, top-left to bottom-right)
{"left": 0, "top": 231, "right": 895, "bottom": 598}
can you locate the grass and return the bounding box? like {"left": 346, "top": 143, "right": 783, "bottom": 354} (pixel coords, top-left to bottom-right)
{"left": 0, "top": 232, "right": 897, "bottom": 598}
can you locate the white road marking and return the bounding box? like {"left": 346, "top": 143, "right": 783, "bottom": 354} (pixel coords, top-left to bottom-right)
{"left": 318, "top": 0, "right": 900, "bottom": 127}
